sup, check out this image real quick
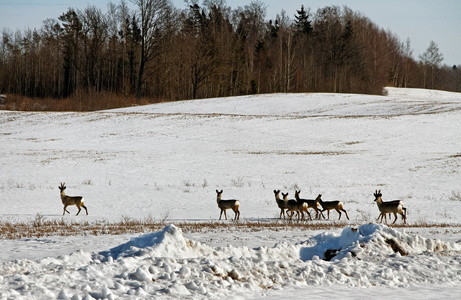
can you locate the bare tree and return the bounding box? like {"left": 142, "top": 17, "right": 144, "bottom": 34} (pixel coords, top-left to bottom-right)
{"left": 79, "top": 5, "right": 108, "bottom": 92}
{"left": 419, "top": 40, "right": 444, "bottom": 89}
{"left": 131, "top": 0, "right": 176, "bottom": 102}
{"left": 235, "top": 1, "right": 267, "bottom": 93}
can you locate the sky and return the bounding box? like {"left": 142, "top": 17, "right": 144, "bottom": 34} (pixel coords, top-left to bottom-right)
{"left": 0, "top": 0, "right": 460, "bottom": 66}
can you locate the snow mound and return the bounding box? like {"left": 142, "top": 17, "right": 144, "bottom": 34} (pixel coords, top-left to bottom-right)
{"left": 1, "top": 224, "right": 461, "bottom": 299}
{"left": 101, "top": 224, "right": 207, "bottom": 259}
{"left": 300, "top": 223, "right": 460, "bottom": 262}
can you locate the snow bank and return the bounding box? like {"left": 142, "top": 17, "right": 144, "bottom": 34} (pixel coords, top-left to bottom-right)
{"left": 101, "top": 224, "right": 208, "bottom": 259}
{"left": 1, "top": 224, "right": 460, "bottom": 299}
{"left": 300, "top": 223, "right": 459, "bottom": 262}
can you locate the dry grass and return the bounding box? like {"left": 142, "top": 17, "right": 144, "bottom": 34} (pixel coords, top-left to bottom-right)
{"left": 1, "top": 214, "right": 460, "bottom": 240}
{"left": 1, "top": 92, "right": 172, "bottom": 112}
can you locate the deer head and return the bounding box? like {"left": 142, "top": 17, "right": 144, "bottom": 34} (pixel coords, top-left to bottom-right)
{"left": 374, "top": 190, "right": 382, "bottom": 200}
{"left": 59, "top": 182, "right": 66, "bottom": 192}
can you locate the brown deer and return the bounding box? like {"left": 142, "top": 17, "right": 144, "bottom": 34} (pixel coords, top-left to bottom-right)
{"left": 274, "top": 189, "right": 287, "bottom": 219}
{"left": 317, "top": 194, "right": 349, "bottom": 220}
{"left": 374, "top": 190, "right": 406, "bottom": 224}
{"left": 282, "top": 192, "right": 308, "bottom": 221}
{"left": 58, "top": 182, "right": 88, "bottom": 216}
{"left": 216, "top": 190, "right": 240, "bottom": 220}
{"left": 295, "top": 190, "right": 323, "bottom": 220}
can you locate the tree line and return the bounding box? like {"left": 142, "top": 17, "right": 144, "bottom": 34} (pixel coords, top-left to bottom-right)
{"left": 0, "top": 0, "right": 459, "bottom": 109}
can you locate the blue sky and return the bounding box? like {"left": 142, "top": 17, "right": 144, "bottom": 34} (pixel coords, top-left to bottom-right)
{"left": 0, "top": 0, "right": 460, "bottom": 66}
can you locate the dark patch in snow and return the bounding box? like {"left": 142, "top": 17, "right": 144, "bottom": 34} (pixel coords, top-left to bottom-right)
{"left": 385, "top": 238, "right": 407, "bottom": 256}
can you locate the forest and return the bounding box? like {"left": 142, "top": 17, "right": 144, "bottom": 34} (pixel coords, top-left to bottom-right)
{"left": 0, "top": 0, "right": 459, "bottom": 111}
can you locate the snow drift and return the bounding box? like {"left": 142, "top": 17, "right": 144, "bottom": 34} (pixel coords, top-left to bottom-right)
{"left": 1, "top": 224, "right": 460, "bottom": 299}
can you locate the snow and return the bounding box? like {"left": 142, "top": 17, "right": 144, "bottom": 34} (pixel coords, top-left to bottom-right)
{"left": 1, "top": 87, "right": 461, "bottom": 299}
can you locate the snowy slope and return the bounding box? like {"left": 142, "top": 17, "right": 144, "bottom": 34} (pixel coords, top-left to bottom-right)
{"left": 1, "top": 87, "right": 461, "bottom": 299}
{"left": 1, "top": 87, "right": 460, "bottom": 223}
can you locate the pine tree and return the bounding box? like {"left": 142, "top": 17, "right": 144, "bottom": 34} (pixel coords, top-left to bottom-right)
{"left": 294, "top": 5, "right": 312, "bottom": 36}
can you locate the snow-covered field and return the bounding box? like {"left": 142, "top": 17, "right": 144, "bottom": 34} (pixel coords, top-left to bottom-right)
{"left": 1, "top": 87, "right": 461, "bottom": 299}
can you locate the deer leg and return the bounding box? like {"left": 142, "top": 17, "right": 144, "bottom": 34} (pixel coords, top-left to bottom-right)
{"left": 342, "top": 209, "right": 350, "bottom": 220}
{"left": 392, "top": 213, "right": 398, "bottom": 224}
{"left": 233, "top": 208, "right": 239, "bottom": 220}
{"left": 319, "top": 210, "right": 326, "bottom": 219}
{"left": 63, "top": 205, "right": 69, "bottom": 215}
{"left": 336, "top": 208, "right": 342, "bottom": 220}
{"left": 219, "top": 210, "right": 223, "bottom": 220}
{"left": 316, "top": 209, "right": 324, "bottom": 220}
{"left": 76, "top": 206, "right": 81, "bottom": 216}
{"left": 224, "top": 209, "right": 228, "bottom": 220}
{"left": 82, "top": 205, "right": 88, "bottom": 215}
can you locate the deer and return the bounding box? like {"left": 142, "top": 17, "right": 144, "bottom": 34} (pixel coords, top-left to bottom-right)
{"left": 317, "top": 194, "right": 349, "bottom": 220}
{"left": 274, "top": 189, "right": 287, "bottom": 219}
{"left": 216, "top": 190, "right": 240, "bottom": 220}
{"left": 295, "top": 190, "right": 324, "bottom": 220}
{"left": 374, "top": 190, "right": 406, "bottom": 224}
{"left": 58, "top": 182, "right": 88, "bottom": 216}
{"left": 282, "top": 192, "right": 308, "bottom": 221}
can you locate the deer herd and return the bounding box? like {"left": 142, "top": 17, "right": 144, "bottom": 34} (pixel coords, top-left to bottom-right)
{"left": 215, "top": 189, "right": 407, "bottom": 224}
{"left": 57, "top": 183, "right": 406, "bottom": 225}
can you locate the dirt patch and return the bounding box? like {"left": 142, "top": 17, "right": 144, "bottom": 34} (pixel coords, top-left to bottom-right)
{"left": 247, "top": 150, "right": 354, "bottom": 156}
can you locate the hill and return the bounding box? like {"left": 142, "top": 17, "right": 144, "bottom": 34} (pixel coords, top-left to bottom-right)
{"left": 1, "top": 88, "right": 461, "bottom": 299}
{"left": 1, "top": 87, "right": 461, "bottom": 223}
